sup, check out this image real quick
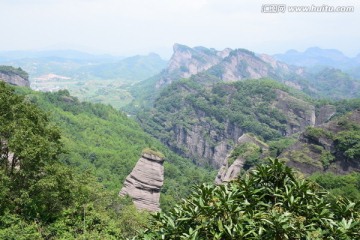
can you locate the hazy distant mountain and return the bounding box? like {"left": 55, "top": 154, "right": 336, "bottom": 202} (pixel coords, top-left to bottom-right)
{"left": 80, "top": 53, "right": 167, "bottom": 81}
{"left": 154, "top": 43, "right": 305, "bottom": 88}
{"left": 0, "top": 50, "right": 168, "bottom": 109}
{"left": 273, "top": 47, "right": 360, "bottom": 70}
{"left": 130, "top": 44, "right": 310, "bottom": 109}
{"left": 0, "top": 50, "right": 166, "bottom": 81}
{"left": 130, "top": 44, "right": 360, "bottom": 112}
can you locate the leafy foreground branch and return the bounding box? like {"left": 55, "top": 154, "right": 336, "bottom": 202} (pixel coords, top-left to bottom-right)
{"left": 140, "top": 159, "right": 360, "bottom": 240}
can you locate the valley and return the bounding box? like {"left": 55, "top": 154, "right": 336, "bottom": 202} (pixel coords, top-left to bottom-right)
{"left": 1, "top": 44, "right": 360, "bottom": 239}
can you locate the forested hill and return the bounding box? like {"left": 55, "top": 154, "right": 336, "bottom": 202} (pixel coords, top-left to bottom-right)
{"left": 0, "top": 81, "right": 215, "bottom": 238}
{"left": 138, "top": 78, "right": 360, "bottom": 168}
{"left": 128, "top": 44, "right": 360, "bottom": 112}
{"left": 15, "top": 86, "right": 214, "bottom": 202}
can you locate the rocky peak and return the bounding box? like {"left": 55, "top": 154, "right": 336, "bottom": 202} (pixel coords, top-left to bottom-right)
{"left": 156, "top": 44, "right": 232, "bottom": 88}
{"left": 151, "top": 44, "right": 308, "bottom": 96}
{"left": 119, "top": 150, "right": 165, "bottom": 212}
{"left": 207, "top": 49, "right": 304, "bottom": 82}
{"left": 0, "top": 66, "right": 30, "bottom": 87}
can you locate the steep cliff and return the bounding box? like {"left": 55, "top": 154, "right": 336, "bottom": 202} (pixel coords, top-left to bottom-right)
{"left": 0, "top": 66, "right": 30, "bottom": 87}
{"left": 215, "top": 134, "right": 269, "bottom": 184}
{"left": 119, "top": 150, "right": 165, "bottom": 211}
{"left": 206, "top": 50, "right": 304, "bottom": 82}
{"left": 139, "top": 79, "right": 327, "bottom": 168}
{"left": 156, "top": 44, "right": 231, "bottom": 88}
{"left": 280, "top": 109, "right": 360, "bottom": 174}
{"left": 130, "top": 44, "right": 360, "bottom": 113}
{"left": 154, "top": 44, "right": 306, "bottom": 89}
{"left": 130, "top": 44, "right": 309, "bottom": 110}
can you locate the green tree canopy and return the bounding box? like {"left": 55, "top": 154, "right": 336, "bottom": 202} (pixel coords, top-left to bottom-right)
{"left": 141, "top": 159, "right": 360, "bottom": 239}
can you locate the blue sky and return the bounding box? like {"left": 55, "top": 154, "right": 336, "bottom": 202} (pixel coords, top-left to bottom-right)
{"left": 0, "top": 0, "right": 359, "bottom": 58}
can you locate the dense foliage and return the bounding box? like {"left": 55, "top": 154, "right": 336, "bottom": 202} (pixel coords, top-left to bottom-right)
{"left": 307, "top": 68, "right": 360, "bottom": 100}
{"left": 15, "top": 86, "right": 214, "bottom": 211}
{"left": 310, "top": 172, "right": 360, "bottom": 201}
{"left": 335, "top": 117, "right": 360, "bottom": 160}
{"left": 0, "top": 82, "right": 215, "bottom": 238}
{"left": 228, "top": 142, "right": 262, "bottom": 170}
{"left": 1, "top": 81, "right": 150, "bottom": 239}
{"left": 137, "top": 78, "right": 317, "bottom": 166}
{"left": 141, "top": 159, "right": 360, "bottom": 239}
{"left": 281, "top": 111, "right": 360, "bottom": 171}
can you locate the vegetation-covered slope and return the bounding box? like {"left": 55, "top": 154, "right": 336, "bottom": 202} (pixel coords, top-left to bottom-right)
{"left": 280, "top": 109, "right": 360, "bottom": 174}
{"left": 14, "top": 86, "right": 214, "bottom": 210}
{"left": 0, "top": 81, "right": 216, "bottom": 238}
{"left": 0, "top": 81, "right": 144, "bottom": 239}
{"left": 129, "top": 44, "right": 360, "bottom": 113}
{"left": 138, "top": 78, "right": 323, "bottom": 167}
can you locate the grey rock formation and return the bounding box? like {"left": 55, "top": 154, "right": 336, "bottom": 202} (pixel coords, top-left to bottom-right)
{"left": 215, "top": 134, "right": 269, "bottom": 184}
{"left": 208, "top": 50, "right": 304, "bottom": 82}
{"left": 169, "top": 88, "right": 319, "bottom": 168}
{"left": 119, "top": 153, "right": 164, "bottom": 212}
{"left": 156, "top": 44, "right": 231, "bottom": 88}
{"left": 274, "top": 89, "right": 316, "bottom": 135}
{"left": 315, "top": 105, "right": 336, "bottom": 125}
{"left": 215, "top": 155, "right": 245, "bottom": 185}
{"left": 0, "top": 67, "right": 30, "bottom": 87}
{"left": 173, "top": 121, "right": 243, "bottom": 168}
{"left": 281, "top": 109, "right": 360, "bottom": 175}
{"left": 156, "top": 44, "right": 305, "bottom": 89}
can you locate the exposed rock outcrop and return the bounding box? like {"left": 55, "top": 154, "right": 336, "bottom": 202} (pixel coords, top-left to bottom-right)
{"left": 207, "top": 50, "right": 305, "bottom": 82}
{"left": 0, "top": 66, "right": 30, "bottom": 87}
{"left": 280, "top": 109, "right": 360, "bottom": 175}
{"left": 215, "top": 134, "right": 269, "bottom": 184}
{"left": 274, "top": 89, "right": 316, "bottom": 135}
{"left": 215, "top": 155, "right": 245, "bottom": 185}
{"left": 119, "top": 152, "right": 164, "bottom": 212}
{"left": 156, "top": 44, "right": 231, "bottom": 88}
{"left": 168, "top": 89, "right": 320, "bottom": 168}
{"left": 172, "top": 121, "right": 242, "bottom": 168}
{"left": 315, "top": 105, "right": 336, "bottom": 125}
{"left": 156, "top": 44, "right": 306, "bottom": 89}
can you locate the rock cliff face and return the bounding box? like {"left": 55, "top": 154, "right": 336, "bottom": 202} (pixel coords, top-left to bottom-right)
{"left": 177, "top": 90, "right": 319, "bottom": 168}
{"left": 119, "top": 152, "right": 164, "bottom": 211}
{"left": 156, "top": 44, "right": 231, "bottom": 88}
{"left": 172, "top": 121, "right": 243, "bottom": 168}
{"left": 215, "top": 156, "right": 244, "bottom": 185}
{"left": 155, "top": 44, "right": 304, "bottom": 89}
{"left": 140, "top": 78, "right": 339, "bottom": 169}
{"left": 273, "top": 89, "right": 316, "bottom": 134}
{"left": 207, "top": 50, "right": 304, "bottom": 82}
{"left": 280, "top": 109, "right": 360, "bottom": 175}
{"left": 0, "top": 66, "right": 30, "bottom": 87}
{"left": 215, "top": 134, "right": 269, "bottom": 184}
{"left": 315, "top": 105, "right": 336, "bottom": 125}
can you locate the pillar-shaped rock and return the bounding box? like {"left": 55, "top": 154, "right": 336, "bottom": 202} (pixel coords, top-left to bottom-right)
{"left": 119, "top": 152, "right": 164, "bottom": 211}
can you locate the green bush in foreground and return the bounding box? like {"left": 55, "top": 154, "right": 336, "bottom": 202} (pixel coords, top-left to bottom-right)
{"left": 140, "top": 159, "right": 360, "bottom": 240}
